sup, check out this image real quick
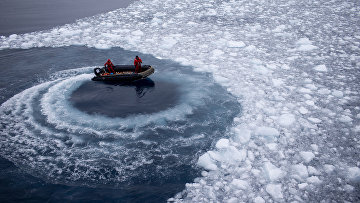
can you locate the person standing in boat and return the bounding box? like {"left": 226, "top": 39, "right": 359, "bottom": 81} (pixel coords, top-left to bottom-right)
{"left": 134, "top": 56, "right": 142, "bottom": 73}
{"left": 104, "top": 59, "right": 115, "bottom": 74}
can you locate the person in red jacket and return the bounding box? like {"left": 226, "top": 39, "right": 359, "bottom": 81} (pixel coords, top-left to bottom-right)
{"left": 134, "top": 56, "right": 142, "bottom": 73}
{"left": 104, "top": 59, "right": 115, "bottom": 74}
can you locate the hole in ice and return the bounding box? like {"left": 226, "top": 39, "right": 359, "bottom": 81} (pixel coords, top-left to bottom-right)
{"left": 70, "top": 78, "right": 179, "bottom": 118}
{"left": 0, "top": 46, "right": 241, "bottom": 201}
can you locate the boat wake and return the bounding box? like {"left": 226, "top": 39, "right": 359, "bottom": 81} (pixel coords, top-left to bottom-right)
{"left": 0, "top": 66, "right": 239, "bottom": 187}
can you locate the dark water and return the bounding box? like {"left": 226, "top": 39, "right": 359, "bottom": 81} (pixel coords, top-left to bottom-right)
{"left": 0, "top": 0, "right": 137, "bottom": 36}
{"left": 70, "top": 79, "right": 179, "bottom": 118}
{"left": 0, "top": 46, "right": 240, "bottom": 202}
{"left": 0, "top": 1, "right": 240, "bottom": 202}
{"left": 0, "top": 156, "right": 193, "bottom": 202}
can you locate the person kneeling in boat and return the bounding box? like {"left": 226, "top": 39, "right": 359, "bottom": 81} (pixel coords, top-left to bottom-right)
{"left": 104, "top": 59, "right": 115, "bottom": 74}
{"left": 134, "top": 56, "right": 142, "bottom": 73}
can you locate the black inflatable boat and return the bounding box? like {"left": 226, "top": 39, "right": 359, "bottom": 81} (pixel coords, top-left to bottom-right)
{"left": 92, "top": 65, "right": 155, "bottom": 81}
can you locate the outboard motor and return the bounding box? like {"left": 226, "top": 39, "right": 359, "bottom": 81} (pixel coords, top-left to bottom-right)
{"left": 94, "top": 67, "right": 104, "bottom": 76}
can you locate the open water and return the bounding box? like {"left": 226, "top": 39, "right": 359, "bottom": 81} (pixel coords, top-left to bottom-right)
{"left": 0, "top": 46, "right": 239, "bottom": 202}
{"left": 0, "top": 0, "right": 137, "bottom": 36}
{"left": 0, "top": 0, "right": 240, "bottom": 202}
{"left": 3, "top": 0, "right": 357, "bottom": 202}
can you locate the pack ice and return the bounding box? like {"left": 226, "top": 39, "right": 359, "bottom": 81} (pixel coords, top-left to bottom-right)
{"left": 0, "top": 0, "right": 359, "bottom": 202}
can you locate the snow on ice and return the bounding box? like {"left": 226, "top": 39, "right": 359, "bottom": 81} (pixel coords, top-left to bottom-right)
{"left": 0, "top": 0, "right": 359, "bottom": 202}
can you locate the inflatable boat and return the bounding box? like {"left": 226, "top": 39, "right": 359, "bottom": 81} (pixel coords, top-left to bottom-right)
{"left": 92, "top": 65, "right": 155, "bottom": 81}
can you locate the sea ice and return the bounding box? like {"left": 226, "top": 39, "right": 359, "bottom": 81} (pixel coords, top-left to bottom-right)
{"left": 226, "top": 197, "right": 239, "bottom": 203}
{"left": 8, "top": 34, "right": 18, "bottom": 39}
{"left": 307, "top": 166, "right": 320, "bottom": 175}
{"left": 298, "top": 183, "right": 308, "bottom": 190}
{"left": 273, "top": 25, "right": 286, "bottom": 33}
{"left": 347, "top": 167, "right": 360, "bottom": 182}
{"left": 231, "top": 179, "right": 249, "bottom": 190}
{"left": 264, "top": 162, "right": 284, "bottom": 182}
{"left": 216, "top": 139, "right": 230, "bottom": 149}
{"left": 299, "top": 88, "right": 312, "bottom": 94}
{"left": 306, "top": 176, "right": 322, "bottom": 185}
{"left": 298, "top": 107, "right": 309, "bottom": 114}
{"left": 318, "top": 88, "right": 332, "bottom": 95}
{"left": 266, "top": 143, "right": 277, "bottom": 151}
{"left": 305, "top": 100, "right": 315, "bottom": 106}
{"left": 344, "top": 184, "right": 354, "bottom": 193}
{"left": 132, "top": 30, "right": 144, "bottom": 36}
{"left": 299, "top": 151, "right": 315, "bottom": 163}
{"left": 305, "top": 84, "right": 317, "bottom": 90}
{"left": 227, "top": 41, "right": 246, "bottom": 48}
{"left": 254, "top": 127, "right": 280, "bottom": 142}
{"left": 324, "top": 164, "right": 335, "bottom": 174}
{"left": 211, "top": 49, "right": 224, "bottom": 57}
{"left": 207, "top": 146, "right": 247, "bottom": 166}
{"left": 232, "top": 127, "right": 252, "bottom": 144}
{"left": 296, "top": 38, "right": 312, "bottom": 45}
{"left": 310, "top": 144, "right": 318, "bottom": 151}
{"left": 197, "top": 153, "right": 218, "bottom": 171}
{"left": 339, "top": 115, "right": 353, "bottom": 123}
{"left": 244, "top": 45, "right": 256, "bottom": 51}
{"left": 266, "top": 184, "right": 283, "bottom": 199}
{"left": 292, "top": 164, "right": 309, "bottom": 181}
{"left": 308, "top": 117, "right": 322, "bottom": 124}
{"left": 314, "top": 65, "right": 328, "bottom": 72}
{"left": 272, "top": 78, "right": 284, "bottom": 87}
{"left": 332, "top": 90, "right": 344, "bottom": 97}
{"left": 160, "top": 37, "right": 178, "bottom": 49}
{"left": 278, "top": 114, "right": 296, "bottom": 127}
{"left": 254, "top": 196, "right": 265, "bottom": 203}
{"left": 295, "top": 38, "right": 317, "bottom": 51}
{"left": 297, "top": 44, "right": 318, "bottom": 51}
{"left": 0, "top": 0, "right": 359, "bottom": 201}
{"left": 354, "top": 125, "right": 360, "bottom": 132}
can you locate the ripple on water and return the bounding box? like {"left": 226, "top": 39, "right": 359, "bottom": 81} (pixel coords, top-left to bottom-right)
{"left": 0, "top": 46, "right": 241, "bottom": 201}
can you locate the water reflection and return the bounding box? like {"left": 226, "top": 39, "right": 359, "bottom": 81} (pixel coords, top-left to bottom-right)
{"left": 71, "top": 78, "right": 178, "bottom": 118}
{"left": 103, "top": 78, "right": 155, "bottom": 98}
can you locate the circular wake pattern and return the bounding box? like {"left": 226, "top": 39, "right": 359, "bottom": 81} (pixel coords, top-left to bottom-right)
{"left": 0, "top": 66, "right": 239, "bottom": 187}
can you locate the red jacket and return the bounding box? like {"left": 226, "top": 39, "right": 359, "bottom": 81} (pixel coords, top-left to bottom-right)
{"left": 104, "top": 60, "right": 114, "bottom": 67}
{"left": 134, "top": 58, "right": 142, "bottom": 67}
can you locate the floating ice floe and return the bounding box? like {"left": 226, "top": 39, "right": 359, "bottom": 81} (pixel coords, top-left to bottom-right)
{"left": 294, "top": 38, "right": 318, "bottom": 51}
{"left": 263, "top": 162, "right": 284, "bottom": 182}
{"left": 314, "top": 64, "right": 328, "bottom": 72}
{"left": 299, "top": 151, "right": 315, "bottom": 163}
{"left": 347, "top": 167, "right": 360, "bottom": 182}
{"left": 266, "top": 184, "right": 283, "bottom": 199}
{"left": 278, "top": 113, "right": 296, "bottom": 127}
{"left": 292, "top": 164, "right": 309, "bottom": 181}
{"left": 0, "top": 0, "right": 359, "bottom": 202}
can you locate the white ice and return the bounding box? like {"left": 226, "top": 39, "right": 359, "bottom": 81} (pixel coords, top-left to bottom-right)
{"left": 314, "top": 65, "right": 328, "bottom": 72}
{"left": 347, "top": 167, "right": 360, "bottom": 182}
{"left": 263, "top": 162, "right": 284, "bottom": 182}
{"left": 278, "top": 114, "right": 296, "bottom": 127}
{"left": 299, "top": 151, "right": 315, "bottom": 163}
{"left": 292, "top": 164, "right": 309, "bottom": 181}
{"left": 266, "top": 184, "right": 283, "bottom": 199}
{"left": 0, "top": 0, "right": 359, "bottom": 202}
